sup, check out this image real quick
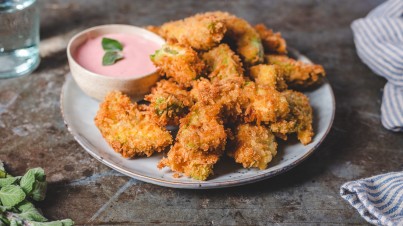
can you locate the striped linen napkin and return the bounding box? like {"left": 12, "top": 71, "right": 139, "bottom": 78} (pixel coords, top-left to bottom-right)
{"left": 351, "top": 0, "right": 403, "bottom": 132}
{"left": 340, "top": 172, "right": 403, "bottom": 225}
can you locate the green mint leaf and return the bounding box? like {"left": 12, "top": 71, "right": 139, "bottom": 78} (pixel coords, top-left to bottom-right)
{"left": 30, "top": 180, "right": 47, "bottom": 202}
{"left": 17, "top": 201, "right": 47, "bottom": 222}
{"left": 0, "top": 214, "right": 9, "bottom": 225}
{"left": 0, "top": 177, "right": 18, "bottom": 187}
{"left": 20, "top": 168, "right": 46, "bottom": 196}
{"left": 0, "top": 185, "right": 26, "bottom": 207}
{"left": 102, "top": 38, "right": 123, "bottom": 51}
{"left": 0, "top": 170, "right": 6, "bottom": 179}
{"left": 102, "top": 51, "right": 124, "bottom": 66}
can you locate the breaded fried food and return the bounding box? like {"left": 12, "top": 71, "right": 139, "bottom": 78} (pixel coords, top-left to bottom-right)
{"left": 202, "top": 43, "right": 244, "bottom": 81}
{"left": 158, "top": 13, "right": 227, "bottom": 50}
{"left": 151, "top": 43, "right": 205, "bottom": 87}
{"left": 270, "top": 90, "right": 313, "bottom": 145}
{"left": 254, "top": 24, "right": 287, "bottom": 54}
{"left": 242, "top": 81, "right": 289, "bottom": 124}
{"left": 228, "top": 124, "right": 278, "bottom": 169}
{"left": 204, "top": 11, "right": 264, "bottom": 66}
{"left": 176, "top": 103, "right": 226, "bottom": 153}
{"left": 249, "top": 64, "right": 287, "bottom": 91}
{"left": 266, "top": 55, "right": 325, "bottom": 88}
{"left": 158, "top": 142, "right": 220, "bottom": 181}
{"left": 145, "top": 25, "right": 161, "bottom": 36}
{"left": 191, "top": 77, "right": 244, "bottom": 121}
{"left": 94, "top": 91, "right": 173, "bottom": 158}
{"left": 158, "top": 103, "right": 227, "bottom": 180}
{"left": 145, "top": 79, "right": 193, "bottom": 126}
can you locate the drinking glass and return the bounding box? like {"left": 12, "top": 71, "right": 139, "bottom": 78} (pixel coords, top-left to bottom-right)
{"left": 0, "top": 0, "right": 40, "bottom": 79}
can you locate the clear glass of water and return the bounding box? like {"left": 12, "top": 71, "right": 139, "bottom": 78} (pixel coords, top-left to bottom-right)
{"left": 0, "top": 0, "right": 40, "bottom": 79}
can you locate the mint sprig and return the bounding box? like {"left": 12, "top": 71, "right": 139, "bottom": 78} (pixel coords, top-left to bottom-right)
{"left": 102, "top": 37, "right": 124, "bottom": 66}
{"left": 0, "top": 161, "right": 74, "bottom": 226}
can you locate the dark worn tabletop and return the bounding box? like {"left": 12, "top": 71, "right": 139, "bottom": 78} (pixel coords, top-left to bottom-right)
{"left": 1, "top": 0, "right": 402, "bottom": 225}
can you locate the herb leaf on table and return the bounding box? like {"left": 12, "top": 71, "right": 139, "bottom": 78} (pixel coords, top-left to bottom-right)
{"left": 0, "top": 161, "right": 74, "bottom": 226}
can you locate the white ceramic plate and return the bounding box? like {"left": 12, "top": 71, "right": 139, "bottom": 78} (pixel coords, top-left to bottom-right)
{"left": 61, "top": 51, "right": 335, "bottom": 189}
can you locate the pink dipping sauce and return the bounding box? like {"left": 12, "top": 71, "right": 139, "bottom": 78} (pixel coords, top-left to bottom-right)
{"left": 75, "top": 33, "right": 160, "bottom": 78}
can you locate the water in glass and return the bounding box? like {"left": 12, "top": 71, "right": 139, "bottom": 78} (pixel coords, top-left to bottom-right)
{"left": 0, "top": 0, "right": 40, "bottom": 79}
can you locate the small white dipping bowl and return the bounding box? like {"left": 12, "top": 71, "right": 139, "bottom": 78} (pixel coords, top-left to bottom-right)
{"left": 67, "top": 24, "right": 165, "bottom": 101}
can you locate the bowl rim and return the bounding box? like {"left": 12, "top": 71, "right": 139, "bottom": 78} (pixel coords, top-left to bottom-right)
{"left": 66, "top": 24, "right": 165, "bottom": 81}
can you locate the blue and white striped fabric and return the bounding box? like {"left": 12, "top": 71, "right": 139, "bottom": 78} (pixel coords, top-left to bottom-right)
{"left": 351, "top": 0, "right": 403, "bottom": 132}
{"left": 340, "top": 172, "right": 403, "bottom": 226}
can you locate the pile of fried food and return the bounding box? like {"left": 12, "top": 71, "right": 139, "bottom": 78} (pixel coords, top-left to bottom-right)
{"left": 94, "top": 11, "right": 325, "bottom": 181}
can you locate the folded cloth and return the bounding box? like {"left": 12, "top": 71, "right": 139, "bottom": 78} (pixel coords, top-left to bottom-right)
{"left": 340, "top": 172, "right": 403, "bottom": 225}
{"left": 351, "top": 0, "right": 403, "bottom": 132}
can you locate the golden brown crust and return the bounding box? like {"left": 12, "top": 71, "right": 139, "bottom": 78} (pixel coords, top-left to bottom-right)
{"left": 94, "top": 91, "right": 173, "bottom": 158}
{"left": 158, "top": 103, "right": 226, "bottom": 180}
{"left": 270, "top": 90, "right": 313, "bottom": 145}
{"left": 249, "top": 64, "right": 288, "bottom": 91}
{"left": 203, "top": 11, "right": 264, "bottom": 66}
{"left": 228, "top": 123, "right": 278, "bottom": 169}
{"left": 265, "top": 55, "right": 326, "bottom": 88}
{"left": 151, "top": 43, "right": 205, "bottom": 87}
{"left": 159, "top": 13, "right": 227, "bottom": 50}
{"left": 241, "top": 81, "right": 290, "bottom": 124}
{"left": 145, "top": 79, "right": 193, "bottom": 126}
{"left": 254, "top": 24, "right": 287, "bottom": 54}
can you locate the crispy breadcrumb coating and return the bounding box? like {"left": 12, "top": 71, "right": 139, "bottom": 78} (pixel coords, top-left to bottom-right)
{"left": 176, "top": 103, "right": 226, "bottom": 153}
{"left": 158, "top": 142, "right": 220, "bottom": 181}
{"left": 158, "top": 13, "right": 227, "bottom": 50}
{"left": 204, "top": 11, "right": 264, "bottom": 66}
{"left": 254, "top": 24, "right": 287, "bottom": 54}
{"left": 242, "top": 81, "right": 290, "bottom": 124}
{"left": 158, "top": 103, "right": 227, "bottom": 180}
{"left": 145, "top": 79, "right": 193, "bottom": 126}
{"left": 202, "top": 43, "right": 244, "bottom": 82}
{"left": 249, "top": 64, "right": 287, "bottom": 91}
{"left": 228, "top": 124, "right": 277, "bottom": 169}
{"left": 151, "top": 43, "right": 205, "bottom": 87}
{"left": 265, "top": 55, "right": 325, "bottom": 88}
{"left": 199, "top": 44, "right": 245, "bottom": 120}
{"left": 145, "top": 25, "right": 161, "bottom": 36}
{"left": 94, "top": 91, "right": 173, "bottom": 158}
{"left": 270, "top": 90, "right": 313, "bottom": 145}
{"left": 191, "top": 77, "right": 244, "bottom": 122}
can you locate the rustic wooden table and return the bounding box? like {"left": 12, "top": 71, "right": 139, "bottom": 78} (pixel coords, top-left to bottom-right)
{"left": 1, "top": 0, "right": 402, "bottom": 225}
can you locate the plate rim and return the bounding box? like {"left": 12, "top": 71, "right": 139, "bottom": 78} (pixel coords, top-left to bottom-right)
{"left": 60, "top": 52, "right": 335, "bottom": 189}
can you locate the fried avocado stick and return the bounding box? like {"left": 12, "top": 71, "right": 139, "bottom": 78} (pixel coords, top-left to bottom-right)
{"left": 242, "top": 81, "right": 290, "bottom": 124}
{"left": 150, "top": 43, "right": 205, "bottom": 87}
{"left": 270, "top": 90, "right": 314, "bottom": 145}
{"left": 94, "top": 91, "right": 173, "bottom": 158}
{"left": 265, "top": 55, "right": 325, "bottom": 88}
{"left": 228, "top": 124, "right": 278, "bottom": 170}
{"left": 145, "top": 79, "right": 193, "bottom": 126}
{"left": 204, "top": 11, "right": 264, "bottom": 66}
{"left": 191, "top": 77, "right": 244, "bottom": 120}
{"left": 249, "top": 64, "right": 287, "bottom": 91}
{"left": 197, "top": 44, "right": 246, "bottom": 120}
{"left": 158, "top": 13, "right": 227, "bottom": 50}
{"left": 158, "top": 142, "right": 221, "bottom": 181}
{"left": 202, "top": 43, "right": 244, "bottom": 81}
{"left": 254, "top": 24, "right": 287, "bottom": 54}
{"left": 176, "top": 103, "right": 226, "bottom": 153}
{"left": 158, "top": 103, "right": 227, "bottom": 180}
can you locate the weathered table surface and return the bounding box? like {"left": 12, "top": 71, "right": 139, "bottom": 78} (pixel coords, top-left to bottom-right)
{"left": 1, "top": 0, "right": 402, "bottom": 225}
